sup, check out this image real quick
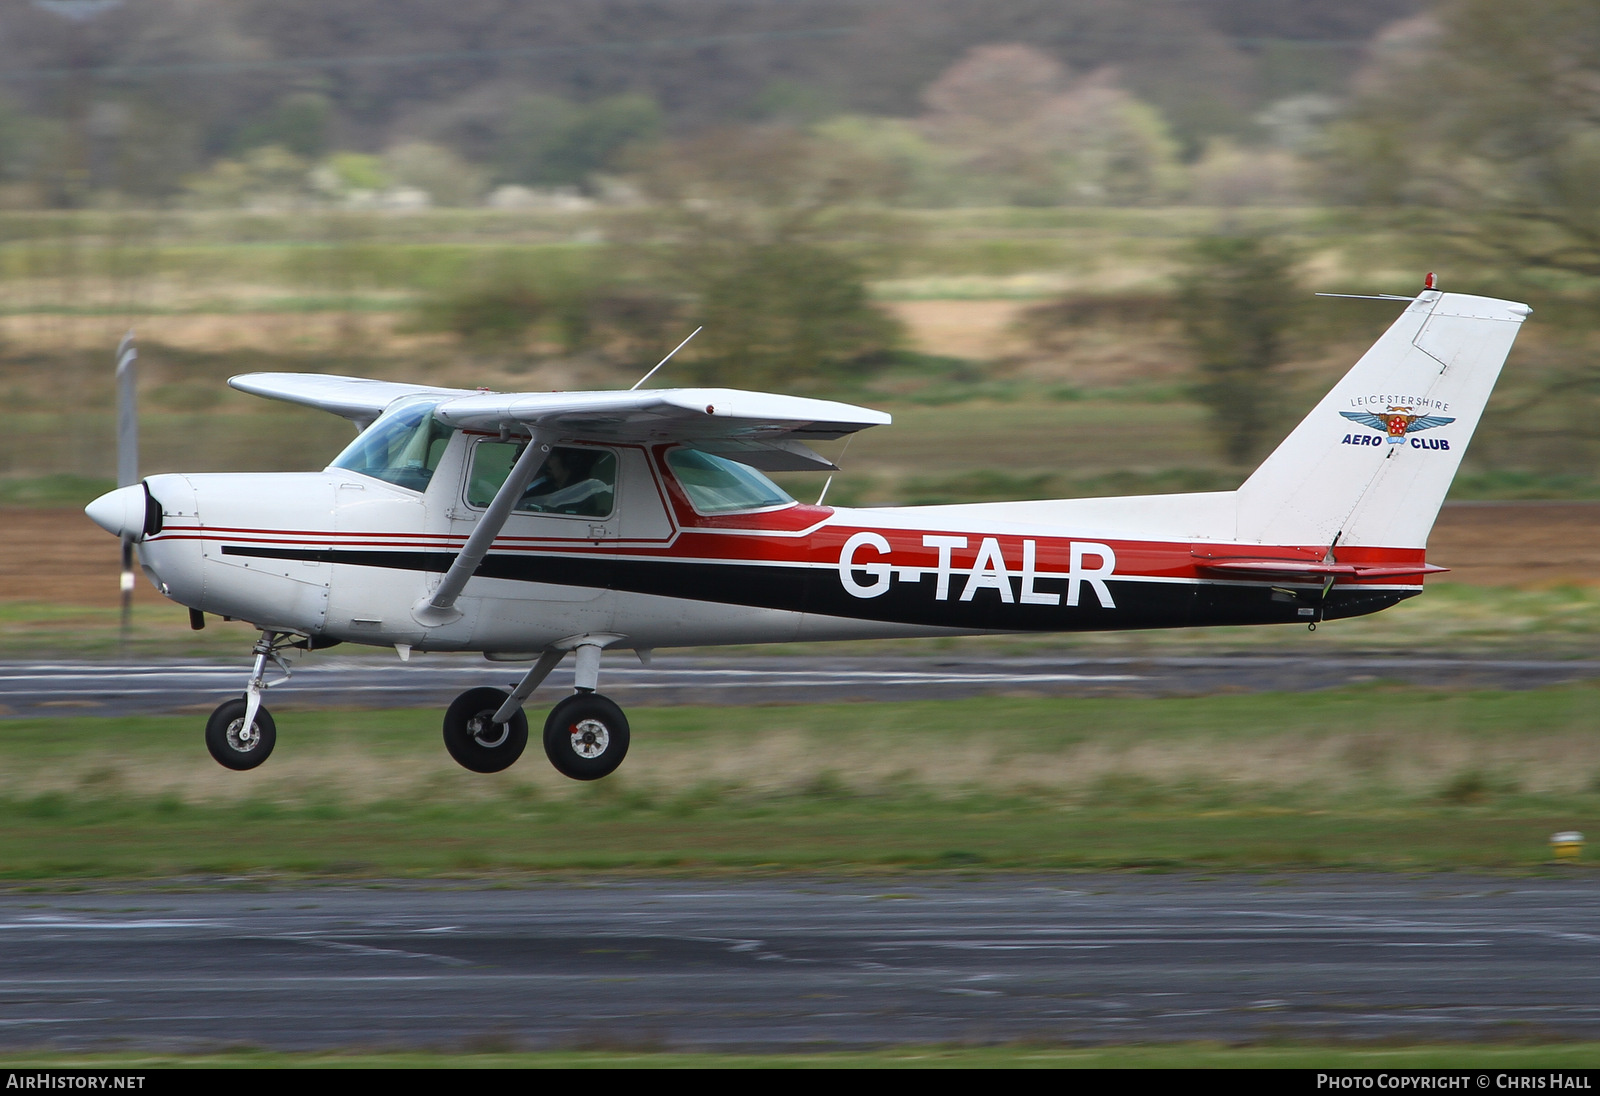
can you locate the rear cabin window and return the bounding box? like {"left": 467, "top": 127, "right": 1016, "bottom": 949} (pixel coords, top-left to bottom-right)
{"left": 666, "top": 448, "right": 794, "bottom": 514}
{"left": 330, "top": 400, "right": 453, "bottom": 492}
{"left": 468, "top": 443, "right": 617, "bottom": 518}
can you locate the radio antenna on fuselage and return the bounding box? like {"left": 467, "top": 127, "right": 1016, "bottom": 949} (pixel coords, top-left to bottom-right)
{"left": 629, "top": 326, "right": 703, "bottom": 391}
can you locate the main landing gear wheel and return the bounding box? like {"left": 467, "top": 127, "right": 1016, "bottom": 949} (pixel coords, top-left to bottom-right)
{"left": 205, "top": 697, "right": 277, "bottom": 771}
{"left": 443, "top": 687, "right": 529, "bottom": 774}
{"left": 543, "top": 693, "right": 630, "bottom": 781}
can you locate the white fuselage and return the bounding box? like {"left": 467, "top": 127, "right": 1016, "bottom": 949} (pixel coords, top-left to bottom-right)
{"left": 93, "top": 290, "right": 1534, "bottom": 660}
{"left": 130, "top": 425, "right": 1422, "bottom": 657}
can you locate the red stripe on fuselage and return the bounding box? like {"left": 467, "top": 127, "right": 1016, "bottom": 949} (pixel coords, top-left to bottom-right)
{"left": 155, "top": 518, "right": 1431, "bottom": 587}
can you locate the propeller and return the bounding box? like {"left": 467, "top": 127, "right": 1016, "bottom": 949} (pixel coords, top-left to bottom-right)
{"left": 114, "top": 330, "right": 137, "bottom": 647}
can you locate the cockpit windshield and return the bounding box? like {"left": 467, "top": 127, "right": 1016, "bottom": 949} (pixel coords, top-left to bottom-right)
{"left": 330, "top": 398, "right": 453, "bottom": 492}
{"left": 666, "top": 448, "right": 795, "bottom": 514}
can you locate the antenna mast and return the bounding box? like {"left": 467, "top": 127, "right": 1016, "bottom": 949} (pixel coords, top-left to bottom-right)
{"left": 630, "top": 327, "right": 703, "bottom": 391}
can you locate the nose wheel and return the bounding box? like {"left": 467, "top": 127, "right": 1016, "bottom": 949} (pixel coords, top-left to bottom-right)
{"left": 205, "top": 697, "right": 277, "bottom": 771}
{"left": 206, "top": 629, "right": 296, "bottom": 771}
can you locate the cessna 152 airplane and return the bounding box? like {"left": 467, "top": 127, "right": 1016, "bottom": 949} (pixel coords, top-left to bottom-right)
{"left": 84, "top": 280, "right": 1528, "bottom": 779}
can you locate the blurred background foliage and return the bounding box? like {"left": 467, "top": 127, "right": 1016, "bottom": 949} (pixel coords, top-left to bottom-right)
{"left": 0, "top": 0, "right": 1596, "bottom": 501}
{"left": 1176, "top": 236, "right": 1302, "bottom": 467}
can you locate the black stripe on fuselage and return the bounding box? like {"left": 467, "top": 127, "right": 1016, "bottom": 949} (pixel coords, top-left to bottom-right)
{"left": 218, "top": 544, "right": 1415, "bottom": 631}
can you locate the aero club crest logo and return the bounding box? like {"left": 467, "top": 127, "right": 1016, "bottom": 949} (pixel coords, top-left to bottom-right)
{"left": 1339, "top": 406, "right": 1455, "bottom": 450}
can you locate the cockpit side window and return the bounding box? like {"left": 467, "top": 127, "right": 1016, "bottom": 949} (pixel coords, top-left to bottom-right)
{"left": 666, "top": 448, "right": 795, "bottom": 514}
{"left": 468, "top": 442, "right": 617, "bottom": 518}
{"left": 329, "top": 399, "right": 454, "bottom": 492}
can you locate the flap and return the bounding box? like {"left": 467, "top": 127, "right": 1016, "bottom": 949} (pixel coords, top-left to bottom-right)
{"left": 699, "top": 438, "right": 838, "bottom": 472}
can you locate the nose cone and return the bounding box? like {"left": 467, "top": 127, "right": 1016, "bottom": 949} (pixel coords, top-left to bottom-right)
{"left": 85, "top": 484, "right": 147, "bottom": 539}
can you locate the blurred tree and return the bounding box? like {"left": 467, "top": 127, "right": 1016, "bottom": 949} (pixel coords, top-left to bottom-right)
{"left": 383, "top": 141, "right": 486, "bottom": 207}
{"left": 621, "top": 127, "right": 904, "bottom": 388}
{"left": 918, "top": 45, "right": 1184, "bottom": 206}
{"left": 309, "top": 151, "right": 389, "bottom": 199}
{"left": 1176, "top": 235, "right": 1301, "bottom": 465}
{"left": 232, "top": 92, "right": 331, "bottom": 159}
{"left": 1314, "top": 0, "right": 1600, "bottom": 476}
{"left": 423, "top": 275, "right": 548, "bottom": 347}
{"left": 497, "top": 93, "right": 660, "bottom": 190}
{"left": 922, "top": 43, "right": 1065, "bottom": 128}
{"left": 812, "top": 115, "right": 959, "bottom": 206}
{"left": 0, "top": 1, "right": 1415, "bottom": 207}
{"left": 100, "top": 99, "right": 202, "bottom": 200}
{"left": 747, "top": 79, "right": 843, "bottom": 124}
{"left": 0, "top": 97, "right": 54, "bottom": 186}
{"left": 226, "top": 0, "right": 1388, "bottom": 158}
{"left": 496, "top": 94, "right": 579, "bottom": 185}
{"left": 692, "top": 242, "right": 895, "bottom": 388}
{"left": 182, "top": 145, "right": 309, "bottom": 208}
{"left": 1317, "top": 0, "right": 1600, "bottom": 282}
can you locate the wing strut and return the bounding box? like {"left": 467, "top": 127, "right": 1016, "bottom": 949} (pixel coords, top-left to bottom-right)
{"left": 413, "top": 430, "right": 550, "bottom": 627}
{"left": 490, "top": 648, "right": 567, "bottom": 724}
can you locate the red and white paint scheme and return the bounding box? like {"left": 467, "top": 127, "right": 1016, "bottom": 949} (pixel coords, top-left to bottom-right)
{"left": 85, "top": 286, "right": 1530, "bottom": 778}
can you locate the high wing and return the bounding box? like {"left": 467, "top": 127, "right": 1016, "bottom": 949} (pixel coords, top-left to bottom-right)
{"left": 430, "top": 387, "right": 888, "bottom": 439}
{"left": 231, "top": 374, "right": 892, "bottom": 471}
{"left": 229, "top": 373, "right": 479, "bottom": 430}
{"left": 431, "top": 387, "right": 891, "bottom": 471}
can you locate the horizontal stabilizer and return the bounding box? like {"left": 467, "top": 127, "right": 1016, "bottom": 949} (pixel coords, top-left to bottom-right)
{"left": 1194, "top": 558, "right": 1449, "bottom": 579}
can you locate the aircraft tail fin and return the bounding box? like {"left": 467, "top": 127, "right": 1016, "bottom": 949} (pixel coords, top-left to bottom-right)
{"left": 1234, "top": 289, "right": 1529, "bottom": 549}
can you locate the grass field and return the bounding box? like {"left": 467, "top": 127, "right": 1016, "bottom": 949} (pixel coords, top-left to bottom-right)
{"left": 0, "top": 688, "right": 1593, "bottom": 879}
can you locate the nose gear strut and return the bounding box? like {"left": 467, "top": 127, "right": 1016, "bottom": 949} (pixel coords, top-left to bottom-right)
{"left": 203, "top": 629, "right": 301, "bottom": 770}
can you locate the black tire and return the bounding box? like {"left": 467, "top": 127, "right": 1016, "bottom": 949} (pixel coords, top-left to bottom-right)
{"left": 443, "top": 687, "right": 529, "bottom": 774}
{"left": 205, "top": 697, "right": 277, "bottom": 771}
{"left": 543, "top": 693, "right": 630, "bottom": 781}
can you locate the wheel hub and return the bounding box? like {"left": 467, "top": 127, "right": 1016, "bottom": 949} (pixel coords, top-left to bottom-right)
{"left": 570, "top": 718, "right": 610, "bottom": 759}
{"left": 468, "top": 713, "right": 511, "bottom": 749}
{"left": 226, "top": 718, "right": 259, "bottom": 753}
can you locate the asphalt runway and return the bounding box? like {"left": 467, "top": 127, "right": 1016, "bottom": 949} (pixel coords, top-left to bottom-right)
{"left": 0, "top": 876, "right": 1596, "bottom": 1051}
{"left": 3, "top": 654, "right": 1599, "bottom": 719}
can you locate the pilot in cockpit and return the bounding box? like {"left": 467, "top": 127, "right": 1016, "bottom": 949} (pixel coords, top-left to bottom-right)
{"left": 518, "top": 448, "right": 611, "bottom": 515}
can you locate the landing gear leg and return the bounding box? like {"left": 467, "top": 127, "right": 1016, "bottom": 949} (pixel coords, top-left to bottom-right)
{"left": 205, "top": 630, "right": 293, "bottom": 771}
{"left": 543, "top": 642, "right": 630, "bottom": 781}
